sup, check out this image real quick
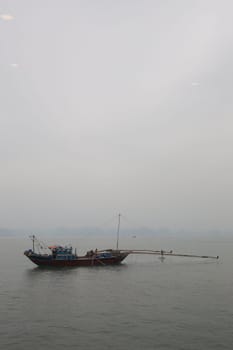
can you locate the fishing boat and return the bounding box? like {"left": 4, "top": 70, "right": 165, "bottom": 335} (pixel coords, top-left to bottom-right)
{"left": 24, "top": 215, "right": 219, "bottom": 267}
{"left": 24, "top": 235, "right": 129, "bottom": 267}
{"left": 24, "top": 235, "right": 219, "bottom": 268}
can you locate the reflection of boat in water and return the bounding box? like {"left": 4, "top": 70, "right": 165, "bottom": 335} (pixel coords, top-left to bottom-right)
{"left": 24, "top": 236, "right": 129, "bottom": 267}
{"left": 158, "top": 256, "right": 165, "bottom": 262}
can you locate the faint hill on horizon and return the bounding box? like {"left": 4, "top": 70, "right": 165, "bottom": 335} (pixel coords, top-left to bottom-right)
{"left": 0, "top": 227, "right": 232, "bottom": 239}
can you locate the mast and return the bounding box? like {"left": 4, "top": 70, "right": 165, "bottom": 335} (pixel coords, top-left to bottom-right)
{"left": 116, "top": 213, "right": 121, "bottom": 250}
{"left": 32, "top": 234, "right": 35, "bottom": 252}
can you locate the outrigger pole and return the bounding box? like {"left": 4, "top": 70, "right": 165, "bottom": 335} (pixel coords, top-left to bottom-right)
{"left": 118, "top": 249, "right": 219, "bottom": 259}
{"left": 98, "top": 248, "right": 219, "bottom": 259}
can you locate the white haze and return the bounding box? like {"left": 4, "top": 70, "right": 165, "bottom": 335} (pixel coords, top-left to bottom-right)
{"left": 0, "top": 0, "right": 233, "bottom": 232}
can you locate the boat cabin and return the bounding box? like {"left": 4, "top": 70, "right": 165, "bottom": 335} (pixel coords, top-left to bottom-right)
{"left": 49, "top": 245, "right": 76, "bottom": 260}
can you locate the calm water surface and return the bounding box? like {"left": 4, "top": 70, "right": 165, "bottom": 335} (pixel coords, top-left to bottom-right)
{"left": 0, "top": 235, "right": 232, "bottom": 350}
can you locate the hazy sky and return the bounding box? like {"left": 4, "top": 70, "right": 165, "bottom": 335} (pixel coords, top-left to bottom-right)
{"left": 0, "top": 0, "right": 233, "bottom": 231}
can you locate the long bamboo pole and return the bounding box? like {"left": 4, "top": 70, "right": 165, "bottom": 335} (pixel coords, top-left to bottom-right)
{"left": 99, "top": 249, "right": 219, "bottom": 259}
{"left": 125, "top": 250, "right": 219, "bottom": 259}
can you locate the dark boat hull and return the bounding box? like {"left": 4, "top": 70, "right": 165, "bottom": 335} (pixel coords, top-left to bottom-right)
{"left": 24, "top": 251, "right": 129, "bottom": 267}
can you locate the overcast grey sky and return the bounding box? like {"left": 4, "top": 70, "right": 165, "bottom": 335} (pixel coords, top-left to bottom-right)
{"left": 0, "top": 0, "right": 233, "bottom": 231}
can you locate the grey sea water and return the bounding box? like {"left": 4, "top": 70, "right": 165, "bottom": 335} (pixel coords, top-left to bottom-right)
{"left": 0, "top": 235, "right": 232, "bottom": 350}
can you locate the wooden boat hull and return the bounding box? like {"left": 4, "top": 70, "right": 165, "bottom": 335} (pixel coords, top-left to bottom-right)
{"left": 24, "top": 251, "right": 129, "bottom": 267}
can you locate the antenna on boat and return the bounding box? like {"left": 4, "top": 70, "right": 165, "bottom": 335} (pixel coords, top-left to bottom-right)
{"left": 29, "top": 235, "right": 51, "bottom": 255}
{"left": 32, "top": 234, "right": 35, "bottom": 252}
{"left": 29, "top": 234, "right": 36, "bottom": 253}
{"left": 116, "top": 213, "right": 121, "bottom": 250}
